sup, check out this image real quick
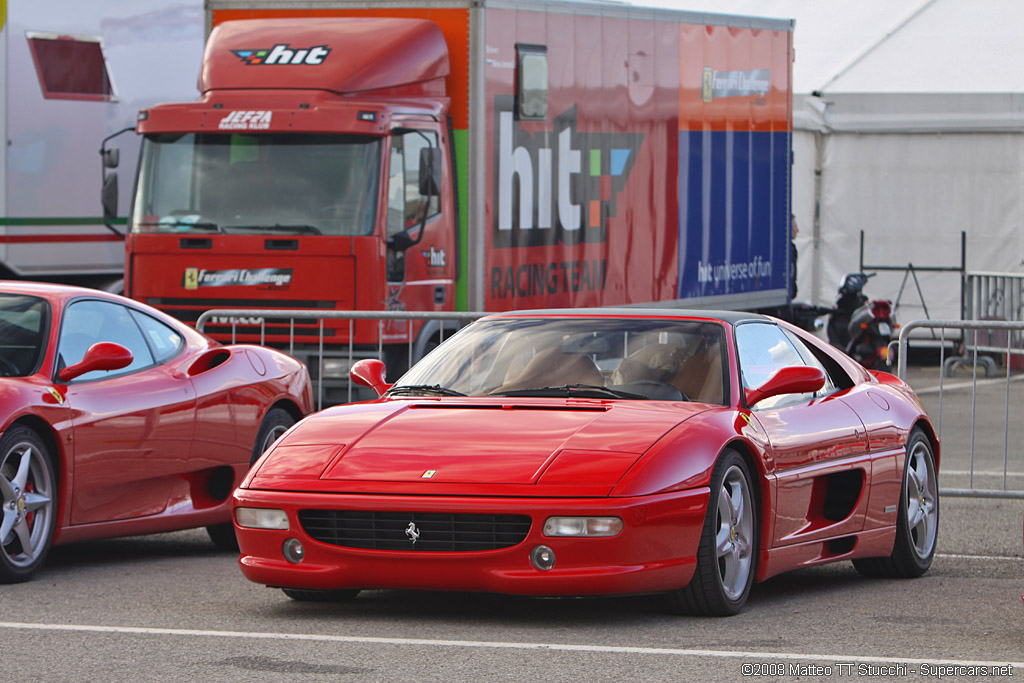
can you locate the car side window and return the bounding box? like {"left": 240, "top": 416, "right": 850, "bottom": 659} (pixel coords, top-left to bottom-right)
{"left": 129, "top": 310, "right": 183, "bottom": 364}
{"left": 735, "top": 322, "right": 815, "bottom": 410}
{"left": 780, "top": 327, "right": 838, "bottom": 396}
{"left": 58, "top": 300, "right": 155, "bottom": 381}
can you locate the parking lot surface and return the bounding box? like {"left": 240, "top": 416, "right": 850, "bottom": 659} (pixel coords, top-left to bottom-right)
{"left": 1, "top": 365, "right": 1021, "bottom": 682}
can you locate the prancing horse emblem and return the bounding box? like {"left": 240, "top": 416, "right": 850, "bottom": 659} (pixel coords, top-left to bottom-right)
{"left": 405, "top": 522, "right": 421, "bottom": 545}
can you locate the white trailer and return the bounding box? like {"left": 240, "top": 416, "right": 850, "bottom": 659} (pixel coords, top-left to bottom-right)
{"left": 0, "top": 0, "right": 203, "bottom": 288}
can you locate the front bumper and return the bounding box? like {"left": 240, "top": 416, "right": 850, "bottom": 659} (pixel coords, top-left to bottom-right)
{"left": 233, "top": 487, "right": 710, "bottom": 596}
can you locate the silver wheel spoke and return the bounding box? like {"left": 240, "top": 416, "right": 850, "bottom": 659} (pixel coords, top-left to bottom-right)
{"left": 13, "top": 516, "right": 34, "bottom": 558}
{"left": 23, "top": 491, "right": 50, "bottom": 513}
{"left": 0, "top": 509, "right": 14, "bottom": 543}
{"left": 0, "top": 476, "right": 14, "bottom": 505}
{"left": 907, "top": 497, "right": 923, "bottom": 529}
{"left": 716, "top": 527, "right": 733, "bottom": 557}
{"left": 729, "top": 481, "right": 744, "bottom": 524}
{"left": 13, "top": 447, "right": 32, "bottom": 490}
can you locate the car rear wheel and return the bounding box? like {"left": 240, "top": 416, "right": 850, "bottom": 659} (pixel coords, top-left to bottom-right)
{"left": 0, "top": 426, "right": 56, "bottom": 583}
{"left": 282, "top": 588, "right": 360, "bottom": 602}
{"left": 853, "top": 427, "right": 938, "bottom": 578}
{"left": 251, "top": 407, "right": 295, "bottom": 465}
{"left": 668, "top": 448, "right": 757, "bottom": 616}
{"left": 207, "top": 407, "right": 297, "bottom": 552}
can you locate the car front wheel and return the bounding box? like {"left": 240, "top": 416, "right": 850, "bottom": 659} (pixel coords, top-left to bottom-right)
{"left": 668, "top": 448, "right": 758, "bottom": 616}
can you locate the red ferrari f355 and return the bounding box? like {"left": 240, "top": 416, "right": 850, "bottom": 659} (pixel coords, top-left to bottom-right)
{"left": 0, "top": 282, "right": 313, "bottom": 582}
{"left": 233, "top": 309, "right": 938, "bottom": 615}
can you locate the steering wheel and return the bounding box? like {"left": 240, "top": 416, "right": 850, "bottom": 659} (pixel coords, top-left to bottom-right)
{"left": 0, "top": 354, "right": 21, "bottom": 377}
{"left": 620, "top": 380, "right": 689, "bottom": 401}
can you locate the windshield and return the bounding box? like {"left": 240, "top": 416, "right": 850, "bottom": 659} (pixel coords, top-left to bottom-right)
{"left": 0, "top": 294, "right": 50, "bottom": 377}
{"left": 394, "top": 317, "right": 728, "bottom": 404}
{"left": 131, "top": 132, "right": 381, "bottom": 236}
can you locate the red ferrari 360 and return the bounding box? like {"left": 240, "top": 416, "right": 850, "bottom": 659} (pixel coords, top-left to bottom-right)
{"left": 233, "top": 309, "right": 939, "bottom": 615}
{"left": 0, "top": 282, "right": 313, "bottom": 582}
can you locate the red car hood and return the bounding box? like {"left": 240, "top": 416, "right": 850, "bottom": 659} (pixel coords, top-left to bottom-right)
{"left": 251, "top": 398, "right": 710, "bottom": 489}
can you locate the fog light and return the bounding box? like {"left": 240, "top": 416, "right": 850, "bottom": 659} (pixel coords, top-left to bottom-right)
{"left": 530, "top": 544, "right": 556, "bottom": 571}
{"left": 235, "top": 507, "right": 289, "bottom": 530}
{"left": 543, "top": 516, "right": 622, "bottom": 537}
{"left": 282, "top": 538, "right": 305, "bottom": 564}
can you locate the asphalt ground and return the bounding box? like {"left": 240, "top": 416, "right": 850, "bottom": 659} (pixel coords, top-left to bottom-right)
{"left": 0, "top": 363, "right": 1020, "bottom": 682}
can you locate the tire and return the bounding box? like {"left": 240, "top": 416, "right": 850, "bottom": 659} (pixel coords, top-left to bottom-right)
{"left": 251, "top": 407, "right": 296, "bottom": 466}
{"left": 853, "top": 428, "right": 938, "bottom": 578}
{"left": 0, "top": 426, "right": 57, "bottom": 583}
{"left": 282, "top": 588, "right": 360, "bottom": 602}
{"left": 206, "top": 523, "right": 240, "bottom": 553}
{"left": 206, "top": 407, "right": 296, "bottom": 553}
{"left": 667, "top": 448, "right": 758, "bottom": 616}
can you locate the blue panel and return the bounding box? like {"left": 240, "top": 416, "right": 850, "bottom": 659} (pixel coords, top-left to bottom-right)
{"left": 610, "top": 149, "right": 631, "bottom": 176}
{"left": 677, "top": 130, "right": 789, "bottom": 302}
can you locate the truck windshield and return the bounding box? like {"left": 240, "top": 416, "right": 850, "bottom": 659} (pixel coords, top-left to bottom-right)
{"left": 131, "top": 132, "right": 381, "bottom": 236}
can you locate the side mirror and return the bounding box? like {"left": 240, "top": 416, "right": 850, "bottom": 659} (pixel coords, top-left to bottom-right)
{"left": 101, "top": 173, "right": 119, "bottom": 226}
{"left": 102, "top": 146, "right": 120, "bottom": 169}
{"left": 350, "top": 358, "right": 392, "bottom": 397}
{"left": 744, "top": 365, "right": 825, "bottom": 407}
{"left": 58, "top": 342, "right": 133, "bottom": 382}
{"left": 418, "top": 147, "right": 441, "bottom": 197}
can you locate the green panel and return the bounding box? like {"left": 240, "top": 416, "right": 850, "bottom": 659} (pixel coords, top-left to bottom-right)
{"left": 590, "top": 149, "right": 601, "bottom": 176}
{"left": 453, "top": 128, "right": 470, "bottom": 312}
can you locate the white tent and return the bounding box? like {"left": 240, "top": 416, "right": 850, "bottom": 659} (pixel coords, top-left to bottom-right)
{"left": 635, "top": 0, "right": 1024, "bottom": 323}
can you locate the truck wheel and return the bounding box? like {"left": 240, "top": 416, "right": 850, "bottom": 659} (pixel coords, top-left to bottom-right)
{"left": 0, "top": 426, "right": 57, "bottom": 583}
{"left": 667, "top": 448, "right": 757, "bottom": 616}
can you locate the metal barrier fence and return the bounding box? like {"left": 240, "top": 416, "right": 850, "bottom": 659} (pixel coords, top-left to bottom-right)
{"left": 964, "top": 271, "right": 1024, "bottom": 323}
{"left": 897, "top": 319, "right": 1024, "bottom": 499}
{"left": 196, "top": 309, "right": 485, "bottom": 409}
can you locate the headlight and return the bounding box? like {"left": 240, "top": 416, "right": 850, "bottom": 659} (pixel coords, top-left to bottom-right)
{"left": 235, "top": 507, "right": 289, "bottom": 530}
{"left": 543, "top": 516, "right": 622, "bottom": 537}
{"left": 322, "top": 357, "right": 356, "bottom": 379}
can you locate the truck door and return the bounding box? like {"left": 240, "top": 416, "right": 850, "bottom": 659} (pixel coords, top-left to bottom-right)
{"left": 384, "top": 123, "right": 454, "bottom": 312}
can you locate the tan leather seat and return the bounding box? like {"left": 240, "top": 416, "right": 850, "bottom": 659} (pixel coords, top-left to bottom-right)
{"left": 612, "top": 341, "right": 724, "bottom": 404}
{"left": 495, "top": 346, "right": 604, "bottom": 392}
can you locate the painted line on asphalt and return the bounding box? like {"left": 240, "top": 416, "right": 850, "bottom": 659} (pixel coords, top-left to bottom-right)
{"left": 937, "top": 552, "right": 1022, "bottom": 562}
{"left": 940, "top": 469, "right": 1024, "bottom": 476}
{"left": 0, "top": 621, "right": 1021, "bottom": 668}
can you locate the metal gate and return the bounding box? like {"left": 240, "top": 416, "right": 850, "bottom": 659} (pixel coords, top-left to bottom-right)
{"left": 197, "top": 309, "right": 485, "bottom": 409}
{"left": 897, "top": 319, "right": 1024, "bottom": 499}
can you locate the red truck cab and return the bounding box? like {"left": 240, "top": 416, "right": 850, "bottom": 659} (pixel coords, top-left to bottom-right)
{"left": 118, "top": 18, "right": 457, "bottom": 392}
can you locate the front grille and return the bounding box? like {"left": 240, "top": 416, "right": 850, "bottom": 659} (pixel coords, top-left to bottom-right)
{"left": 299, "top": 510, "right": 532, "bottom": 552}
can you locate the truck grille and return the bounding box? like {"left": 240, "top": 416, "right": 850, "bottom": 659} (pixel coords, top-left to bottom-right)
{"left": 298, "top": 510, "right": 532, "bottom": 552}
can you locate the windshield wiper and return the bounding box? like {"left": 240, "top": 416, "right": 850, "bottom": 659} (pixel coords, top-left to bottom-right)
{"left": 136, "top": 220, "right": 222, "bottom": 233}
{"left": 223, "top": 224, "right": 323, "bottom": 235}
{"left": 491, "top": 384, "right": 646, "bottom": 399}
{"left": 386, "top": 384, "right": 466, "bottom": 397}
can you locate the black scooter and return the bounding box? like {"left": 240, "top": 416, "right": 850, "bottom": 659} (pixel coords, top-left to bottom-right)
{"left": 826, "top": 272, "right": 896, "bottom": 369}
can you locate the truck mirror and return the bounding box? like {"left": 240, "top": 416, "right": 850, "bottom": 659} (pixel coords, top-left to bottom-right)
{"left": 418, "top": 147, "right": 441, "bottom": 197}
{"left": 102, "top": 147, "right": 120, "bottom": 169}
{"left": 101, "top": 173, "right": 118, "bottom": 225}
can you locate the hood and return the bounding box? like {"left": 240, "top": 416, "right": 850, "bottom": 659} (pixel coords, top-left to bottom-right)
{"left": 250, "top": 398, "right": 710, "bottom": 490}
